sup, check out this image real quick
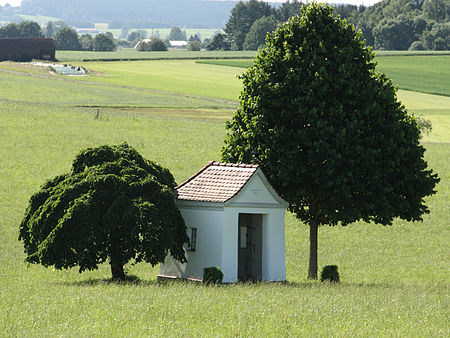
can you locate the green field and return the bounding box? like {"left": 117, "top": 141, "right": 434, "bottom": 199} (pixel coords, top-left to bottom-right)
{"left": 0, "top": 55, "right": 449, "bottom": 336}
{"left": 56, "top": 49, "right": 257, "bottom": 62}
{"left": 198, "top": 53, "right": 450, "bottom": 97}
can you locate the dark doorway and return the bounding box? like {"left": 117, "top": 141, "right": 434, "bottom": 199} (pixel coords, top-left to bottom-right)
{"left": 238, "top": 214, "right": 262, "bottom": 281}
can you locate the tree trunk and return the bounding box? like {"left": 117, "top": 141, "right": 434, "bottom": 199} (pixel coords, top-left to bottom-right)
{"left": 110, "top": 261, "right": 125, "bottom": 280}
{"left": 308, "top": 218, "right": 319, "bottom": 280}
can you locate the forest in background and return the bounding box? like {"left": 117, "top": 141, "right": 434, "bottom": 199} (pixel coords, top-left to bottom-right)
{"left": 0, "top": 0, "right": 449, "bottom": 50}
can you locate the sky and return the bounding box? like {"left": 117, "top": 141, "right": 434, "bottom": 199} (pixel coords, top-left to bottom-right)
{"left": 0, "top": 0, "right": 383, "bottom": 7}
{"left": 0, "top": 0, "right": 21, "bottom": 6}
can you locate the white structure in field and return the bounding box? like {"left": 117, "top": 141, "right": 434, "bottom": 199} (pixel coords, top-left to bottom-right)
{"left": 159, "top": 161, "right": 288, "bottom": 283}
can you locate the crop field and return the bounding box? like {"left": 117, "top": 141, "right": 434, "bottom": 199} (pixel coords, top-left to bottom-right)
{"left": 0, "top": 54, "right": 448, "bottom": 336}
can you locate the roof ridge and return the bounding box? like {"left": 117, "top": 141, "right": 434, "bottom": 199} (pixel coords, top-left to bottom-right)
{"left": 174, "top": 161, "right": 260, "bottom": 202}
{"left": 209, "top": 161, "right": 259, "bottom": 169}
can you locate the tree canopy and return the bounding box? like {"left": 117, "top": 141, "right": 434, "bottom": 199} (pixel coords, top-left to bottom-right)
{"left": 93, "top": 33, "right": 116, "bottom": 51}
{"left": 0, "top": 21, "right": 43, "bottom": 38}
{"left": 168, "top": 26, "right": 187, "bottom": 41}
{"left": 224, "top": 0, "right": 274, "bottom": 50}
{"left": 19, "top": 144, "right": 188, "bottom": 280}
{"left": 54, "top": 27, "right": 81, "bottom": 50}
{"left": 243, "top": 15, "right": 279, "bottom": 50}
{"left": 221, "top": 3, "right": 439, "bottom": 279}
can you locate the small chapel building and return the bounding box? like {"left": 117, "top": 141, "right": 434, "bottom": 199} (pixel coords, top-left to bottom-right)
{"left": 159, "top": 161, "right": 288, "bottom": 283}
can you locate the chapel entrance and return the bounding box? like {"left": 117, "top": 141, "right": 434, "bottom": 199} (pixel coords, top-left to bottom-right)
{"left": 238, "top": 213, "right": 262, "bottom": 281}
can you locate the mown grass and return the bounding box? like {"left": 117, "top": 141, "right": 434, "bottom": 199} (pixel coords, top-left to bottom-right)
{"left": 0, "top": 63, "right": 235, "bottom": 109}
{"left": 56, "top": 49, "right": 257, "bottom": 62}
{"left": 198, "top": 54, "right": 450, "bottom": 97}
{"left": 376, "top": 55, "right": 450, "bottom": 96}
{"left": 0, "top": 58, "right": 448, "bottom": 336}
{"left": 80, "top": 60, "right": 244, "bottom": 101}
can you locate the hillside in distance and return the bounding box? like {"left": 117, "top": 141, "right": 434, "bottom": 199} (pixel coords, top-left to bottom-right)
{"left": 16, "top": 0, "right": 239, "bottom": 27}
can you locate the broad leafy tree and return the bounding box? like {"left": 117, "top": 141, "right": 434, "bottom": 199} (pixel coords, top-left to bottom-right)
{"left": 0, "top": 21, "right": 43, "bottom": 38}
{"left": 243, "top": 15, "right": 279, "bottom": 50}
{"left": 423, "top": 0, "right": 449, "bottom": 22}
{"left": 221, "top": 3, "right": 439, "bottom": 279}
{"left": 93, "top": 33, "right": 116, "bottom": 51}
{"left": 127, "top": 30, "right": 145, "bottom": 42}
{"left": 79, "top": 34, "right": 93, "bottom": 51}
{"left": 54, "top": 27, "right": 81, "bottom": 50}
{"left": 19, "top": 144, "right": 189, "bottom": 280}
{"left": 18, "top": 21, "right": 43, "bottom": 38}
{"left": 168, "top": 26, "right": 187, "bottom": 41}
{"left": 187, "top": 41, "right": 201, "bottom": 51}
{"left": 421, "top": 22, "right": 450, "bottom": 49}
{"left": 148, "top": 37, "right": 168, "bottom": 51}
{"left": 0, "top": 23, "right": 20, "bottom": 38}
{"left": 373, "top": 17, "right": 417, "bottom": 50}
{"left": 224, "top": 0, "right": 274, "bottom": 50}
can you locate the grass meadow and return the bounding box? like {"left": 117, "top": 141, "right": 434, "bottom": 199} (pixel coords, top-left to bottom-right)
{"left": 0, "top": 53, "right": 449, "bottom": 336}
{"left": 198, "top": 53, "right": 450, "bottom": 97}
{"left": 56, "top": 49, "right": 257, "bottom": 62}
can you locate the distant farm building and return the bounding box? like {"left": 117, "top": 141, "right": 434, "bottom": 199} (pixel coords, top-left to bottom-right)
{"left": 159, "top": 161, "right": 288, "bottom": 283}
{"left": 0, "top": 38, "right": 56, "bottom": 62}
{"left": 169, "top": 40, "right": 188, "bottom": 48}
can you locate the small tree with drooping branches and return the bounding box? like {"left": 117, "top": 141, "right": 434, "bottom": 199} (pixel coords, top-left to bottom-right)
{"left": 19, "top": 144, "right": 188, "bottom": 280}
{"left": 222, "top": 3, "right": 439, "bottom": 279}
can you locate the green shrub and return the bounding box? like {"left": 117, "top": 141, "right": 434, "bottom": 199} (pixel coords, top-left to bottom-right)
{"left": 320, "top": 265, "right": 340, "bottom": 283}
{"left": 187, "top": 41, "right": 201, "bottom": 51}
{"left": 203, "top": 267, "right": 223, "bottom": 284}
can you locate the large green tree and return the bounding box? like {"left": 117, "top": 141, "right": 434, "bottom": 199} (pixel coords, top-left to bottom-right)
{"left": 423, "top": 0, "right": 449, "bottom": 22}
{"left": 243, "top": 15, "right": 279, "bottom": 50}
{"left": 54, "top": 27, "right": 81, "bottom": 50}
{"left": 224, "top": 0, "right": 274, "bottom": 50}
{"left": 221, "top": 3, "right": 439, "bottom": 279}
{"left": 19, "top": 144, "right": 188, "bottom": 280}
{"left": 0, "top": 23, "right": 20, "bottom": 38}
{"left": 0, "top": 21, "right": 43, "bottom": 38}
{"left": 168, "top": 26, "right": 187, "bottom": 41}
{"left": 79, "top": 33, "right": 93, "bottom": 51}
{"left": 18, "top": 21, "right": 43, "bottom": 38}
{"left": 93, "top": 33, "right": 116, "bottom": 51}
{"left": 373, "top": 17, "right": 417, "bottom": 49}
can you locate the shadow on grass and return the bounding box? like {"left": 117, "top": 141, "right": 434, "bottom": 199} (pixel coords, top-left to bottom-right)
{"left": 57, "top": 276, "right": 394, "bottom": 289}
{"left": 57, "top": 274, "right": 159, "bottom": 287}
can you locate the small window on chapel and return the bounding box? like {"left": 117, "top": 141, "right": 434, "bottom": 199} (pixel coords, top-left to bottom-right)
{"left": 187, "top": 227, "right": 197, "bottom": 252}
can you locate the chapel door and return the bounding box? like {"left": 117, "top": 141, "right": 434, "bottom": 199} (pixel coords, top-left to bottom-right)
{"left": 238, "top": 214, "right": 262, "bottom": 281}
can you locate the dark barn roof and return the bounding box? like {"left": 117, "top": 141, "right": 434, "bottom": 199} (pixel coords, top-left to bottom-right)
{"left": 0, "top": 38, "right": 56, "bottom": 61}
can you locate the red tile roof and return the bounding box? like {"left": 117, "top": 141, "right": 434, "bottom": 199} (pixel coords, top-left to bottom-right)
{"left": 174, "top": 161, "right": 259, "bottom": 203}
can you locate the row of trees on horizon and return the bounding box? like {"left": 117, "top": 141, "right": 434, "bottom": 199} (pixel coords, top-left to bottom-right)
{"left": 209, "top": 0, "right": 449, "bottom": 51}
{"left": 1, "top": 0, "right": 449, "bottom": 51}
{"left": 0, "top": 22, "right": 208, "bottom": 51}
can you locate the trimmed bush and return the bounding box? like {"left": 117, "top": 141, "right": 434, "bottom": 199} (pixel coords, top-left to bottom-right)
{"left": 203, "top": 267, "right": 223, "bottom": 284}
{"left": 320, "top": 265, "right": 340, "bottom": 283}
